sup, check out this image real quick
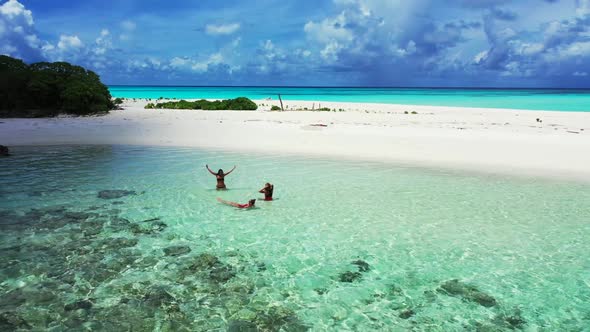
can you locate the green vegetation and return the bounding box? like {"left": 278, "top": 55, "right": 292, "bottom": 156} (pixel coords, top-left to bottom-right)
{"left": 0, "top": 55, "right": 113, "bottom": 117}
{"left": 144, "top": 97, "right": 257, "bottom": 110}
{"left": 271, "top": 105, "right": 282, "bottom": 111}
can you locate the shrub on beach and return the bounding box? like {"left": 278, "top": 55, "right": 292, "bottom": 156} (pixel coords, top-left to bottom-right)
{"left": 271, "top": 105, "right": 282, "bottom": 111}
{"left": 145, "top": 97, "right": 258, "bottom": 110}
{"left": 0, "top": 55, "right": 113, "bottom": 117}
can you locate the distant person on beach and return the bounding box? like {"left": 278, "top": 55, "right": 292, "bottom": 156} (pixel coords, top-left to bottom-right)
{"left": 217, "top": 197, "right": 256, "bottom": 209}
{"left": 206, "top": 164, "right": 236, "bottom": 190}
{"left": 259, "top": 183, "right": 274, "bottom": 201}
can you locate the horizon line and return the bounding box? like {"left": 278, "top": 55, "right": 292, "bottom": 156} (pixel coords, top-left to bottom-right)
{"left": 107, "top": 85, "right": 590, "bottom": 90}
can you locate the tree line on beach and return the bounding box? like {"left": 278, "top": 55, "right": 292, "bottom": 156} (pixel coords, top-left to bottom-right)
{"left": 0, "top": 55, "right": 114, "bottom": 117}
{"left": 145, "top": 97, "right": 257, "bottom": 110}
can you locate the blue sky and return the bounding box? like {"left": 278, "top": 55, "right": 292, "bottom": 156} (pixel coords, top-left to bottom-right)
{"left": 1, "top": 0, "right": 589, "bottom": 87}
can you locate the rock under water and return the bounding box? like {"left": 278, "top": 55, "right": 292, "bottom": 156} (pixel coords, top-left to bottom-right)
{"left": 163, "top": 245, "right": 191, "bottom": 257}
{"left": 0, "top": 311, "right": 30, "bottom": 330}
{"left": 227, "top": 320, "right": 258, "bottom": 332}
{"left": 352, "top": 259, "right": 370, "bottom": 272}
{"left": 438, "top": 279, "right": 497, "bottom": 307}
{"left": 97, "top": 190, "right": 137, "bottom": 199}
{"left": 399, "top": 309, "right": 415, "bottom": 319}
{"left": 338, "top": 271, "right": 362, "bottom": 283}
{"left": 64, "top": 299, "right": 93, "bottom": 311}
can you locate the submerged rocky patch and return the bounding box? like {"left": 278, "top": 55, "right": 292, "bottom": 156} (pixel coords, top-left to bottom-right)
{"left": 0, "top": 204, "right": 310, "bottom": 331}
{"left": 438, "top": 279, "right": 498, "bottom": 307}
{"left": 97, "top": 190, "right": 137, "bottom": 199}
{"left": 0, "top": 200, "right": 527, "bottom": 331}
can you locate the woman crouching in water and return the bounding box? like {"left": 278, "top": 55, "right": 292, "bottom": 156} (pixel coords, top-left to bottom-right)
{"left": 259, "top": 183, "right": 274, "bottom": 201}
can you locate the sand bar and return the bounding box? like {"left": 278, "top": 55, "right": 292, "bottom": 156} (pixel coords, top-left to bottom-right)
{"left": 2, "top": 99, "right": 590, "bottom": 182}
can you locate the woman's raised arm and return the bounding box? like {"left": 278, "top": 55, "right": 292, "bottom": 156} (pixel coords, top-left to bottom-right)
{"left": 225, "top": 165, "right": 237, "bottom": 176}
{"left": 205, "top": 164, "right": 216, "bottom": 175}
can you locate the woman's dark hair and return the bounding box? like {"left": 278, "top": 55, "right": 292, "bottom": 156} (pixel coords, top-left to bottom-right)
{"left": 249, "top": 199, "right": 256, "bottom": 205}
{"left": 217, "top": 169, "right": 224, "bottom": 175}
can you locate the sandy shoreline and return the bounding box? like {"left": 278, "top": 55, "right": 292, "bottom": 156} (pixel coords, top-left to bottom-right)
{"left": 2, "top": 98, "right": 590, "bottom": 182}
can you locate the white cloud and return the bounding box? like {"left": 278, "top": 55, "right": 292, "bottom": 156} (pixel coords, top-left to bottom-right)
{"left": 41, "top": 43, "right": 54, "bottom": 52}
{"left": 0, "top": 0, "right": 33, "bottom": 26}
{"left": 121, "top": 20, "right": 136, "bottom": 31}
{"left": 516, "top": 42, "right": 544, "bottom": 56}
{"left": 57, "top": 35, "right": 83, "bottom": 51}
{"left": 169, "top": 53, "right": 225, "bottom": 73}
{"left": 170, "top": 57, "right": 189, "bottom": 68}
{"left": 304, "top": 13, "right": 353, "bottom": 44}
{"left": 473, "top": 50, "right": 488, "bottom": 64}
{"left": 573, "top": 71, "right": 588, "bottom": 76}
{"left": 0, "top": 0, "right": 44, "bottom": 59}
{"left": 559, "top": 41, "right": 590, "bottom": 57}
{"left": 253, "top": 39, "right": 293, "bottom": 74}
{"left": 205, "top": 23, "right": 240, "bottom": 35}
{"left": 191, "top": 53, "right": 223, "bottom": 72}
{"left": 320, "top": 41, "right": 344, "bottom": 61}
{"left": 263, "top": 39, "right": 274, "bottom": 51}
{"left": 394, "top": 40, "right": 417, "bottom": 57}
{"left": 148, "top": 58, "right": 162, "bottom": 68}
{"left": 94, "top": 29, "right": 112, "bottom": 55}
{"left": 260, "top": 39, "right": 285, "bottom": 63}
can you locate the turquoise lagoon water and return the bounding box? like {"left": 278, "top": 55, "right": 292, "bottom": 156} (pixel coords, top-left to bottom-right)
{"left": 1, "top": 145, "right": 590, "bottom": 331}
{"left": 109, "top": 86, "right": 590, "bottom": 112}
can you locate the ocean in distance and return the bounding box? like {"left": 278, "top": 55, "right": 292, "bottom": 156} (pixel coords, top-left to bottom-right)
{"left": 109, "top": 86, "right": 590, "bottom": 112}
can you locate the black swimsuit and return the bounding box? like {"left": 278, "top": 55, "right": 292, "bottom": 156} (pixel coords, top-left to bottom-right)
{"left": 216, "top": 175, "right": 226, "bottom": 189}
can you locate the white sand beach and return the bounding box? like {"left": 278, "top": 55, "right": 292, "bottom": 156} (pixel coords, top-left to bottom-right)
{"left": 2, "top": 99, "right": 590, "bottom": 181}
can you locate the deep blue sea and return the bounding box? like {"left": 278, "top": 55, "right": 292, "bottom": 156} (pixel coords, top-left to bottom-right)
{"left": 109, "top": 86, "right": 590, "bottom": 112}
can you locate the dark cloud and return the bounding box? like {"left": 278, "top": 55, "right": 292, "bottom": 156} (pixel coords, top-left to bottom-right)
{"left": 472, "top": 1, "right": 590, "bottom": 86}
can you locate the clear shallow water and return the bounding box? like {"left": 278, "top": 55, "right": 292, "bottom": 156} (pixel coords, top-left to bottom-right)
{"left": 109, "top": 86, "right": 590, "bottom": 112}
{"left": 1, "top": 145, "right": 590, "bottom": 331}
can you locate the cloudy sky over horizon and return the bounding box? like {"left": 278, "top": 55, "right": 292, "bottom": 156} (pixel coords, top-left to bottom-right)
{"left": 1, "top": 0, "right": 590, "bottom": 87}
